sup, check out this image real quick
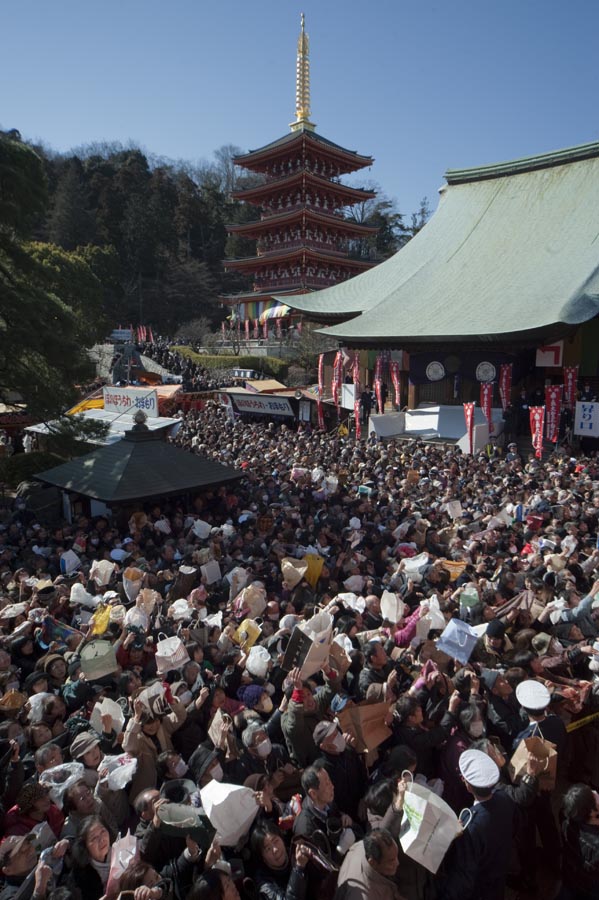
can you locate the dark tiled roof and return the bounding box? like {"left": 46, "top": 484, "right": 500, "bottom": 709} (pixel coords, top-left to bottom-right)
{"left": 35, "top": 429, "right": 242, "bottom": 503}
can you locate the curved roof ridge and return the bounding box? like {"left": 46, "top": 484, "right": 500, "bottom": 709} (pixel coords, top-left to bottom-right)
{"left": 446, "top": 139, "right": 599, "bottom": 184}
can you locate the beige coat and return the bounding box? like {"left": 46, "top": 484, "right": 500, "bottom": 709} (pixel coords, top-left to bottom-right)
{"left": 122, "top": 699, "right": 187, "bottom": 802}
{"left": 335, "top": 841, "right": 405, "bottom": 900}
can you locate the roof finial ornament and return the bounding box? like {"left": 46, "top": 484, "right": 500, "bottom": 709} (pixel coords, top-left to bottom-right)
{"left": 290, "top": 12, "right": 316, "bottom": 132}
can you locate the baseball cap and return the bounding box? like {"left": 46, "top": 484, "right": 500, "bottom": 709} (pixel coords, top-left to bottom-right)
{"left": 313, "top": 720, "right": 337, "bottom": 746}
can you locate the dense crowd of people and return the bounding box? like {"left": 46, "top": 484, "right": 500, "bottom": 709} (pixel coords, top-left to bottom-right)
{"left": 1, "top": 402, "right": 599, "bottom": 900}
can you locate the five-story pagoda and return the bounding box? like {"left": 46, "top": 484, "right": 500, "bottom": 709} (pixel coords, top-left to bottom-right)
{"left": 222, "top": 14, "right": 378, "bottom": 334}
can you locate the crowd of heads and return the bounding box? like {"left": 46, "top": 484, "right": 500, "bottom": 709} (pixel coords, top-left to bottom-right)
{"left": 1, "top": 401, "right": 599, "bottom": 898}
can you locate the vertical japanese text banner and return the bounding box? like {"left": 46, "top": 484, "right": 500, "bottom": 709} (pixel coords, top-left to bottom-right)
{"left": 530, "top": 406, "right": 545, "bottom": 458}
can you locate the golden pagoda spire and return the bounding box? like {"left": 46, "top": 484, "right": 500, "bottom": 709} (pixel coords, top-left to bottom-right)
{"left": 290, "top": 12, "right": 315, "bottom": 132}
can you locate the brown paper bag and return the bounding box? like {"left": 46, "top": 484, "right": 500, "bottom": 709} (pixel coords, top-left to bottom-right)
{"left": 281, "top": 558, "right": 308, "bottom": 589}
{"left": 509, "top": 734, "right": 557, "bottom": 791}
{"left": 329, "top": 641, "right": 351, "bottom": 677}
{"left": 208, "top": 707, "right": 233, "bottom": 750}
{"left": 337, "top": 701, "right": 392, "bottom": 753}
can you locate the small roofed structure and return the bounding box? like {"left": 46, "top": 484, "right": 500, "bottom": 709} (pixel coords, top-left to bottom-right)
{"left": 34, "top": 415, "right": 242, "bottom": 505}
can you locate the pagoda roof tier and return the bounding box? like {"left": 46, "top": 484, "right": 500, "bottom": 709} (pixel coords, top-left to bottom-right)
{"left": 227, "top": 207, "right": 378, "bottom": 239}
{"left": 219, "top": 288, "right": 310, "bottom": 305}
{"left": 234, "top": 127, "right": 373, "bottom": 176}
{"left": 231, "top": 170, "right": 376, "bottom": 207}
{"left": 277, "top": 140, "right": 599, "bottom": 343}
{"left": 224, "top": 246, "right": 375, "bottom": 272}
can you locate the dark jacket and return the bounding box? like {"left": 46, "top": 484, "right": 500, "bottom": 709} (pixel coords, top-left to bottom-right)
{"left": 512, "top": 714, "right": 568, "bottom": 757}
{"left": 562, "top": 819, "right": 599, "bottom": 896}
{"left": 392, "top": 709, "right": 456, "bottom": 779}
{"left": 486, "top": 693, "right": 526, "bottom": 746}
{"left": 439, "top": 789, "right": 516, "bottom": 900}
{"left": 321, "top": 748, "right": 368, "bottom": 822}
{"left": 254, "top": 861, "right": 308, "bottom": 900}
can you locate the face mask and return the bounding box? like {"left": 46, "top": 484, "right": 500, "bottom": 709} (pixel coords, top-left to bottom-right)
{"left": 178, "top": 691, "right": 193, "bottom": 706}
{"left": 210, "top": 763, "right": 224, "bottom": 782}
{"left": 173, "top": 758, "right": 189, "bottom": 777}
{"left": 255, "top": 738, "right": 272, "bottom": 758}
{"left": 331, "top": 732, "right": 346, "bottom": 753}
{"left": 469, "top": 720, "right": 485, "bottom": 738}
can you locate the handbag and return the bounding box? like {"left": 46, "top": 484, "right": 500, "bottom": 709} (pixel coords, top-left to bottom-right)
{"left": 106, "top": 831, "right": 138, "bottom": 898}
{"left": 509, "top": 724, "right": 557, "bottom": 791}
{"left": 400, "top": 774, "right": 469, "bottom": 873}
{"left": 282, "top": 611, "right": 333, "bottom": 679}
{"left": 155, "top": 632, "right": 190, "bottom": 675}
{"left": 80, "top": 639, "right": 118, "bottom": 680}
{"left": 436, "top": 617, "right": 478, "bottom": 665}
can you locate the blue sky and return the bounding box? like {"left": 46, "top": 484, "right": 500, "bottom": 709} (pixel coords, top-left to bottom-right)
{"left": 3, "top": 0, "right": 598, "bottom": 217}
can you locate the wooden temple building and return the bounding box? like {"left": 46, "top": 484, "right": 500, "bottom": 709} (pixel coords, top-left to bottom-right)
{"left": 281, "top": 141, "right": 599, "bottom": 410}
{"left": 221, "top": 15, "right": 378, "bottom": 333}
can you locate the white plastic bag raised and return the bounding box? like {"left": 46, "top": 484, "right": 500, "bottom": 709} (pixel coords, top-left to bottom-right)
{"left": 200, "top": 781, "right": 259, "bottom": 846}
{"left": 90, "top": 697, "right": 125, "bottom": 736}
{"left": 106, "top": 831, "right": 138, "bottom": 897}
{"left": 100, "top": 753, "right": 138, "bottom": 791}
{"left": 155, "top": 633, "right": 190, "bottom": 675}
{"left": 39, "top": 762, "right": 84, "bottom": 806}
{"left": 400, "top": 778, "right": 464, "bottom": 873}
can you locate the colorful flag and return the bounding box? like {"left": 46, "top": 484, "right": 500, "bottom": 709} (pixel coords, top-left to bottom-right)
{"left": 563, "top": 365, "right": 579, "bottom": 408}
{"left": 390, "top": 361, "right": 400, "bottom": 408}
{"left": 463, "top": 402, "right": 474, "bottom": 454}
{"left": 480, "top": 383, "right": 494, "bottom": 433}
{"left": 498, "top": 364, "right": 512, "bottom": 411}
{"left": 545, "top": 386, "right": 562, "bottom": 443}
{"left": 530, "top": 406, "right": 545, "bottom": 458}
{"left": 317, "top": 353, "right": 325, "bottom": 431}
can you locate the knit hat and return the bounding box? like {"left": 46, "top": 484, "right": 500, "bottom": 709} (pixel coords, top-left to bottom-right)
{"left": 23, "top": 671, "right": 48, "bottom": 694}
{"left": 17, "top": 782, "right": 50, "bottom": 813}
{"left": 70, "top": 731, "right": 101, "bottom": 760}
{"left": 237, "top": 683, "right": 264, "bottom": 710}
{"left": 188, "top": 745, "right": 218, "bottom": 782}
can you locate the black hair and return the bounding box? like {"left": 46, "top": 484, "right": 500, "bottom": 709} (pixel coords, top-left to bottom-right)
{"left": 562, "top": 784, "right": 595, "bottom": 824}
{"left": 187, "top": 869, "right": 227, "bottom": 900}
{"left": 363, "top": 828, "right": 395, "bottom": 864}
{"left": 250, "top": 820, "right": 284, "bottom": 860}
{"left": 393, "top": 695, "right": 418, "bottom": 724}
{"left": 364, "top": 779, "right": 395, "bottom": 818}
{"left": 458, "top": 703, "right": 481, "bottom": 733}
{"left": 301, "top": 759, "right": 327, "bottom": 795}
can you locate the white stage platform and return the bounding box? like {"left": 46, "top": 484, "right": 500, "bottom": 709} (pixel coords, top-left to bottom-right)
{"left": 368, "top": 405, "right": 504, "bottom": 453}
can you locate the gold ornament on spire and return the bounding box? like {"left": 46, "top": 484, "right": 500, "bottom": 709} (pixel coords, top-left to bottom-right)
{"left": 290, "top": 12, "right": 315, "bottom": 132}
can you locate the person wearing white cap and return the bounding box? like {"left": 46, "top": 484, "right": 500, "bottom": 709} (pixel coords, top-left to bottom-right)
{"left": 512, "top": 679, "right": 568, "bottom": 879}
{"left": 439, "top": 749, "right": 517, "bottom": 900}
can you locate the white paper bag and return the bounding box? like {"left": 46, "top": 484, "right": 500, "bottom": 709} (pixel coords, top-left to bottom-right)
{"left": 60, "top": 549, "right": 80, "bottom": 576}
{"left": 201, "top": 560, "right": 221, "bottom": 585}
{"left": 381, "top": 590, "right": 405, "bottom": 623}
{"left": 400, "top": 780, "right": 461, "bottom": 873}
{"left": 200, "top": 781, "right": 259, "bottom": 846}
{"left": 283, "top": 611, "right": 333, "bottom": 679}
{"left": 90, "top": 559, "right": 116, "bottom": 586}
{"left": 192, "top": 519, "right": 212, "bottom": 540}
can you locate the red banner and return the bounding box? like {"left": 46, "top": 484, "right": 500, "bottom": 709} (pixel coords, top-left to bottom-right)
{"left": 276, "top": 318, "right": 282, "bottom": 338}
{"left": 463, "top": 402, "right": 474, "bottom": 455}
{"left": 498, "top": 364, "right": 512, "bottom": 411}
{"left": 354, "top": 399, "right": 361, "bottom": 440}
{"left": 480, "top": 383, "right": 494, "bottom": 434}
{"left": 332, "top": 351, "right": 343, "bottom": 413}
{"left": 245, "top": 319, "right": 250, "bottom": 340}
{"left": 390, "top": 361, "right": 400, "bottom": 408}
{"left": 530, "top": 406, "right": 545, "bottom": 458}
{"left": 352, "top": 352, "right": 361, "bottom": 440}
{"left": 222, "top": 321, "right": 226, "bottom": 339}
{"left": 317, "top": 353, "right": 325, "bottom": 431}
{"left": 262, "top": 320, "right": 268, "bottom": 339}
{"left": 253, "top": 319, "right": 259, "bottom": 339}
{"left": 563, "top": 365, "right": 578, "bottom": 408}
{"left": 545, "top": 386, "right": 562, "bottom": 443}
